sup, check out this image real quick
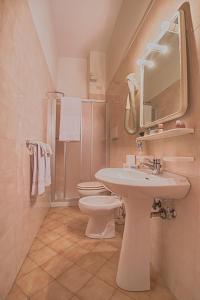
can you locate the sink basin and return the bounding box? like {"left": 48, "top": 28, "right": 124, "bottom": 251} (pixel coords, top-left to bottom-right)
{"left": 95, "top": 168, "right": 190, "bottom": 199}
{"left": 95, "top": 168, "right": 190, "bottom": 291}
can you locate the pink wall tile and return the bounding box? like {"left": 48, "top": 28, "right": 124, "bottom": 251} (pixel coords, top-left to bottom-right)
{"left": 106, "top": 1, "right": 200, "bottom": 299}
{"left": 0, "top": 0, "right": 53, "bottom": 298}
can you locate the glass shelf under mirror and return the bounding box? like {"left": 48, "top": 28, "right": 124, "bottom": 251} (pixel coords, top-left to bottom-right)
{"left": 136, "top": 128, "right": 194, "bottom": 142}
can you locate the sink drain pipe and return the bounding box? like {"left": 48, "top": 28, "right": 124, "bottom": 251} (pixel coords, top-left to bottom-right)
{"left": 151, "top": 198, "right": 177, "bottom": 220}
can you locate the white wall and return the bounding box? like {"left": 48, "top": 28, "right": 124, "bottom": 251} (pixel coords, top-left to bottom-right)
{"left": 28, "top": 0, "right": 57, "bottom": 84}
{"left": 89, "top": 51, "right": 106, "bottom": 96}
{"left": 57, "top": 57, "right": 88, "bottom": 98}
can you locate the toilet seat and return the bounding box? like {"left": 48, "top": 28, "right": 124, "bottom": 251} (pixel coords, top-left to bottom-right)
{"left": 77, "top": 181, "right": 105, "bottom": 190}
{"left": 77, "top": 181, "right": 108, "bottom": 197}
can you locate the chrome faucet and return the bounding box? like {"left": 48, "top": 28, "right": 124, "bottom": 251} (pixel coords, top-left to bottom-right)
{"left": 143, "top": 158, "right": 162, "bottom": 175}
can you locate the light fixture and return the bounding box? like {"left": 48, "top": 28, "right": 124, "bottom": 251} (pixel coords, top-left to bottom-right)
{"left": 146, "top": 42, "right": 168, "bottom": 54}
{"left": 137, "top": 58, "right": 155, "bottom": 68}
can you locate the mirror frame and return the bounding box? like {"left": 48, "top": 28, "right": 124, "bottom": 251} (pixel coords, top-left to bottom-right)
{"left": 139, "top": 9, "right": 188, "bottom": 128}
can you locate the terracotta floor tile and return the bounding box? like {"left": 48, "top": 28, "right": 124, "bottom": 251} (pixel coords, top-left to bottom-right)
{"left": 36, "top": 231, "right": 61, "bottom": 245}
{"left": 28, "top": 246, "right": 57, "bottom": 266}
{"left": 77, "top": 238, "right": 100, "bottom": 251}
{"left": 47, "top": 208, "right": 65, "bottom": 215}
{"left": 57, "top": 228, "right": 83, "bottom": 242}
{"left": 76, "top": 252, "right": 106, "bottom": 274}
{"left": 29, "top": 238, "right": 45, "bottom": 253}
{"left": 149, "top": 285, "right": 177, "bottom": 300}
{"left": 51, "top": 224, "right": 71, "bottom": 235}
{"left": 68, "top": 219, "right": 87, "bottom": 232}
{"left": 7, "top": 284, "right": 28, "bottom": 300}
{"left": 92, "top": 241, "right": 118, "bottom": 259}
{"left": 41, "top": 254, "right": 73, "bottom": 278}
{"left": 42, "top": 220, "right": 63, "bottom": 231}
{"left": 48, "top": 236, "right": 74, "bottom": 254}
{"left": 120, "top": 288, "right": 151, "bottom": 300}
{"left": 57, "top": 264, "right": 92, "bottom": 293}
{"left": 110, "top": 290, "right": 132, "bottom": 300}
{"left": 17, "top": 257, "right": 38, "bottom": 279}
{"left": 37, "top": 227, "right": 50, "bottom": 235}
{"left": 77, "top": 277, "right": 114, "bottom": 300}
{"left": 44, "top": 213, "right": 63, "bottom": 221}
{"left": 58, "top": 214, "right": 75, "bottom": 224}
{"left": 29, "top": 281, "right": 72, "bottom": 300}
{"left": 109, "top": 251, "right": 120, "bottom": 266}
{"left": 60, "top": 207, "right": 80, "bottom": 216}
{"left": 96, "top": 261, "right": 118, "bottom": 287}
{"left": 6, "top": 207, "right": 176, "bottom": 300}
{"left": 16, "top": 267, "right": 53, "bottom": 296}
{"left": 108, "top": 236, "right": 123, "bottom": 249}
{"left": 62, "top": 245, "right": 89, "bottom": 262}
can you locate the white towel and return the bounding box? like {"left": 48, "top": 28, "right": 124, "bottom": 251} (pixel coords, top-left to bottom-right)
{"left": 30, "top": 144, "right": 45, "bottom": 196}
{"left": 41, "top": 143, "right": 52, "bottom": 186}
{"left": 29, "top": 143, "right": 52, "bottom": 196}
{"left": 30, "top": 144, "right": 38, "bottom": 196}
{"left": 59, "top": 97, "right": 81, "bottom": 141}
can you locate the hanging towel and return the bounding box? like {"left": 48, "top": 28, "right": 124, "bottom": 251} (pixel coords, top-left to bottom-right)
{"left": 30, "top": 144, "right": 38, "bottom": 196}
{"left": 30, "top": 143, "right": 45, "bottom": 196}
{"left": 41, "top": 143, "right": 52, "bottom": 186}
{"left": 59, "top": 97, "right": 81, "bottom": 141}
{"left": 29, "top": 143, "right": 52, "bottom": 196}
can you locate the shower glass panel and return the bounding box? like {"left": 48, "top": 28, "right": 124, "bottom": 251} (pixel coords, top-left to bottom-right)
{"left": 53, "top": 100, "right": 107, "bottom": 203}
{"left": 80, "top": 102, "right": 92, "bottom": 182}
{"left": 91, "top": 102, "right": 107, "bottom": 179}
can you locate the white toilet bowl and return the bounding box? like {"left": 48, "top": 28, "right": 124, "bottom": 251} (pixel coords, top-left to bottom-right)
{"left": 79, "top": 195, "right": 121, "bottom": 239}
{"left": 77, "top": 181, "right": 108, "bottom": 197}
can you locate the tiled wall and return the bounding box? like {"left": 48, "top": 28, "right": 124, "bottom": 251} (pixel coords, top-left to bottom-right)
{"left": 0, "top": 1, "right": 54, "bottom": 297}
{"left": 107, "top": 1, "right": 200, "bottom": 300}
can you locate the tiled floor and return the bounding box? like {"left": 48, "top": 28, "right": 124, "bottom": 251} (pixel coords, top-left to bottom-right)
{"left": 7, "top": 207, "right": 177, "bottom": 300}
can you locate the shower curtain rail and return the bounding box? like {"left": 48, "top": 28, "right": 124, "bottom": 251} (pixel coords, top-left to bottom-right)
{"left": 47, "top": 92, "right": 106, "bottom": 103}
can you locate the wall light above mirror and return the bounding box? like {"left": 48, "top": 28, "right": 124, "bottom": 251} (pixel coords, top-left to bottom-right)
{"left": 138, "top": 9, "right": 187, "bottom": 128}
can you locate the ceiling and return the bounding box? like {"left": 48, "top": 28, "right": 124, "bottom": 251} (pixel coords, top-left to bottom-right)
{"left": 50, "top": 0, "right": 123, "bottom": 58}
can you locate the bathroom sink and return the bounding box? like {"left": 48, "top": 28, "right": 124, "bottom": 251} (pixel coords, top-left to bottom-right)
{"left": 95, "top": 168, "right": 190, "bottom": 199}
{"left": 95, "top": 168, "right": 190, "bottom": 291}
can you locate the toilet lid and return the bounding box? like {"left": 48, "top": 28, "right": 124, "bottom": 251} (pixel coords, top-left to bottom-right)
{"left": 77, "top": 181, "right": 105, "bottom": 190}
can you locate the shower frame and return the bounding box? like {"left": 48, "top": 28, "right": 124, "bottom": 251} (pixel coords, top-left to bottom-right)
{"left": 48, "top": 96, "right": 109, "bottom": 206}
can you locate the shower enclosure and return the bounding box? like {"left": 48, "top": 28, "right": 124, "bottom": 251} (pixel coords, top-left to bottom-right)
{"left": 49, "top": 98, "right": 108, "bottom": 205}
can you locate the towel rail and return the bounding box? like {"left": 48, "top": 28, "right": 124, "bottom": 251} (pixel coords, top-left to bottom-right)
{"left": 26, "top": 140, "right": 44, "bottom": 147}
{"left": 26, "top": 140, "right": 51, "bottom": 148}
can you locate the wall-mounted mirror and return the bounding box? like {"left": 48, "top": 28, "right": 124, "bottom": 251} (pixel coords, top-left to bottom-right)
{"left": 139, "top": 9, "right": 187, "bottom": 128}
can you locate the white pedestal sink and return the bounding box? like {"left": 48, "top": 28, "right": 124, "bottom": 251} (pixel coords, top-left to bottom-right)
{"left": 95, "top": 168, "right": 190, "bottom": 291}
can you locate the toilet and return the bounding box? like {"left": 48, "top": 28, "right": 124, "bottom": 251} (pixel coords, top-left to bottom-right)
{"left": 79, "top": 195, "right": 121, "bottom": 239}
{"left": 77, "top": 181, "right": 108, "bottom": 197}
